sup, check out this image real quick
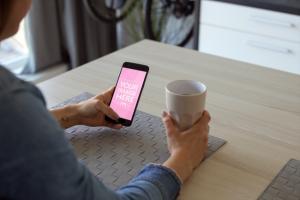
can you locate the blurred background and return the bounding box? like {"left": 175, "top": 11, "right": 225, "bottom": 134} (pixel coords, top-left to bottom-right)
{"left": 0, "top": 0, "right": 299, "bottom": 83}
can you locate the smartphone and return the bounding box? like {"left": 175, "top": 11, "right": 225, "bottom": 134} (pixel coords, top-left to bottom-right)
{"left": 106, "top": 62, "right": 149, "bottom": 126}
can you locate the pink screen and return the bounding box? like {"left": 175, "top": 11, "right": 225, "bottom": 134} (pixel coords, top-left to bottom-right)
{"left": 110, "top": 67, "right": 146, "bottom": 120}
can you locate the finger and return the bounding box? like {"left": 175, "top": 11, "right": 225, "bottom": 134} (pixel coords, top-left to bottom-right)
{"left": 97, "top": 86, "right": 115, "bottom": 96}
{"left": 162, "top": 111, "right": 177, "bottom": 135}
{"left": 107, "top": 123, "right": 123, "bottom": 129}
{"left": 96, "top": 101, "right": 119, "bottom": 120}
{"left": 204, "top": 135, "right": 208, "bottom": 145}
{"left": 104, "top": 86, "right": 115, "bottom": 96}
{"left": 201, "top": 110, "right": 211, "bottom": 123}
{"left": 203, "top": 110, "right": 211, "bottom": 122}
{"left": 193, "top": 111, "right": 210, "bottom": 129}
{"left": 203, "top": 142, "right": 209, "bottom": 156}
{"left": 204, "top": 127, "right": 209, "bottom": 141}
{"left": 203, "top": 124, "right": 209, "bottom": 136}
{"left": 95, "top": 86, "right": 115, "bottom": 101}
{"left": 189, "top": 113, "right": 210, "bottom": 135}
{"left": 104, "top": 86, "right": 116, "bottom": 103}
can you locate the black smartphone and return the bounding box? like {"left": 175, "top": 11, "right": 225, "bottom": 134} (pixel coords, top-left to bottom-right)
{"left": 105, "top": 62, "right": 149, "bottom": 126}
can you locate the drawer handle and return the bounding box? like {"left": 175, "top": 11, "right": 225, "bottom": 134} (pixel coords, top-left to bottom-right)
{"left": 247, "top": 41, "right": 293, "bottom": 55}
{"left": 250, "top": 16, "right": 296, "bottom": 28}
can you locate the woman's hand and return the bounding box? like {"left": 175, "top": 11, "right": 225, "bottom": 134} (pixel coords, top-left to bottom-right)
{"left": 162, "top": 111, "right": 210, "bottom": 183}
{"left": 51, "top": 87, "right": 122, "bottom": 129}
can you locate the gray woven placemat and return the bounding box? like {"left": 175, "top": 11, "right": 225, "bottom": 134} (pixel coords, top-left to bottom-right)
{"left": 54, "top": 92, "right": 227, "bottom": 189}
{"left": 258, "top": 159, "right": 300, "bottom": 200}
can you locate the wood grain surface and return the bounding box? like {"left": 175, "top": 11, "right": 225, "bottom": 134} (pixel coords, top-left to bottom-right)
{"left": 38, "top": 40, "right": 300, "bottom": 200}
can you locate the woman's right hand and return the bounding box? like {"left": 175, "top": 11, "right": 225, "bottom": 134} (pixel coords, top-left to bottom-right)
{"left": 162, "top": 111, "right": 211, "bottom": 183}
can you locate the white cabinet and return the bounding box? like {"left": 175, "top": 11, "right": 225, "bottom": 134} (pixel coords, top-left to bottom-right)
{"left": 199, "top": 0, "right": 300, "bottom": 75}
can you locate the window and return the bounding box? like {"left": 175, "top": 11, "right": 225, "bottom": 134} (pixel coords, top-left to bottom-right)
{"left": 0, "top": 20, "right": 29, "bottom": 74}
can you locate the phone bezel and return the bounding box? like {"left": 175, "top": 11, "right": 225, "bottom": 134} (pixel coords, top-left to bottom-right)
{"left": 106, "top": 62, "right": 149, "bottom": 126}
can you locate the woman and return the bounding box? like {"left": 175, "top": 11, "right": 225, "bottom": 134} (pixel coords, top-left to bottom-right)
{"left": 0, "top": 1, "right": 210, "bottom": 199}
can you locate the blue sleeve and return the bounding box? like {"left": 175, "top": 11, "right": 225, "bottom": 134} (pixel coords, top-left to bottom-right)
{"left": 118, "top": 164, "right": 181, "bottom": 200}
{"left": 0, "top": 67, "right": 181, "bottom": 200}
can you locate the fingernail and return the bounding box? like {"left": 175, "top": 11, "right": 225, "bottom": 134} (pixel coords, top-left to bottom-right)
{"left": 162, "top": 111, "right": 167, "bottom": 117}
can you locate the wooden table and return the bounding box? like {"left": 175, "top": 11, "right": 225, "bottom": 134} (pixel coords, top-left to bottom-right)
{"left": 38, "top": 40, "right": 300, "bottom": 200}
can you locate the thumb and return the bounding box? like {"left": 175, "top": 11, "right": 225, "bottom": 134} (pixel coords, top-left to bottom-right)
{"left": 95, "top": 101, "right": 119, "bottom": 120}
{"left": 200, "top": 110, "right": 211, "bottom": 124}
{"left": 162, "top": 111, "right": 178, "bottom": 136}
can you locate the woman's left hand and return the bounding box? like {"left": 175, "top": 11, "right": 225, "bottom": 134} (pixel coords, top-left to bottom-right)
{"left": 51, "top": 87, "right": 122, "bottom": 129}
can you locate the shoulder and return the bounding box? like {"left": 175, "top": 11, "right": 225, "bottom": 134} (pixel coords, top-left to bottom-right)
{"left": 0, "top": 66, "right": 18, "bottom": 88}
{"left": 0, "top": 66, "right": 46, "bottom": 105}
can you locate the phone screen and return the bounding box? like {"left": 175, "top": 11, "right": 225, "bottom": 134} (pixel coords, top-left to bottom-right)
{"left": 109, "top": 65, "right": 147, "bottom": 122}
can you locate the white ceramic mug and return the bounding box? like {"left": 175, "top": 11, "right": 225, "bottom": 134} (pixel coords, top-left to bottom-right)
{"left": 165, "top": 80, "right": 207, "bottom": 131}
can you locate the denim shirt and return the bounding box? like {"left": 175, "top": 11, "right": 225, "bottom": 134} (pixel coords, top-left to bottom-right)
{"left": 0, "top": 66, "right": 181, "bottom": 200}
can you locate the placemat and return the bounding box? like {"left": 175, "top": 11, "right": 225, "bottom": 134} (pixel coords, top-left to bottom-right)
{"left": 258, "top": 159, "right": 300, "bottom": 200}
{"left": 54, "top": 92, "right": 227, "bottom": 189}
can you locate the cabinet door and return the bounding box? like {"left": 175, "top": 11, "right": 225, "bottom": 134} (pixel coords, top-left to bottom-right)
{"left": 199, "top": 24, "right": 300, "bottom": 75}
{"left": 201, "top": 0, "right": 300, "bottom": 42}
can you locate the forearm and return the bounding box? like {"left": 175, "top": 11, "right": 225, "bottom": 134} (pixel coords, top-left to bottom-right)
{"left": 50, "top": 105, "right": 80, "bottom": 129}
{"left": 163, "top": 152, "right": 193, "bottom": 183}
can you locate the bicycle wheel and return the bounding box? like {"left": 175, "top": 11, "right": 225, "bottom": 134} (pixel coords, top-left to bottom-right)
{"left": 84, "top": 0, "right": 139, "bottom": 23}
{"left": 144, "top": 0, "right": 195, "bottom": 47}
